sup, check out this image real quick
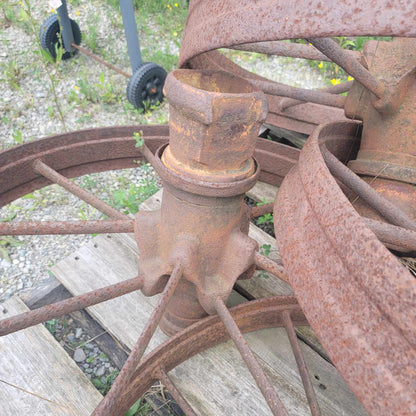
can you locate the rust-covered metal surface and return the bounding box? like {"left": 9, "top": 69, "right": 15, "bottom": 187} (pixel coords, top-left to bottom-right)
{"left": 275, "top": 122, "right": 416, "bottom": 416}
{"left": 1, "top": 0, "right": 416, "bottom": 414}
{"left": 0, "top": 125, "right": 296, "bottom": 208}
{"left": 135, "top": 70, "right": 266, "bottom": 334}
{"left": 179, "top": 0, "right": 416, "bottom": 67}
{"left": 95, "top": 296, "right": 309, "bottom": 416}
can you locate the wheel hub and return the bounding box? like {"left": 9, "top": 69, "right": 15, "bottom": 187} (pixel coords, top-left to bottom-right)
{"left": 135, "top": 69, "right": 267, "bottom": 334}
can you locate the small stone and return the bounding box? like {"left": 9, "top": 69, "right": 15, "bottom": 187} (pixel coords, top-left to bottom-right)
{"left": 85, "top": 343, "right": 94, "bottom": 350}
{"left": 73, "top": 348, "right": 86, "bottom": 362}
{"left": 96, "top": 366, "right": 105, "bottom": 377}
{"left": 67, "top": 333, "right": 75, "bottom": 342}
{"left": 75, "top": 327, "right": 83, "bottom": 338}
{"left": 104, "top": 363, "right": 110, "bottom": 368}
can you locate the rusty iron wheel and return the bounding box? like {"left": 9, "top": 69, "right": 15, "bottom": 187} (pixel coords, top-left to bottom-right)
{"left": 2, "top": 1, "right": 416, "bottom": 414}
{"left": 0, "top": 124, "right": 318, "bottom": 416}
{"left": 178, "top": 1, "right": 416, "bottom": 415}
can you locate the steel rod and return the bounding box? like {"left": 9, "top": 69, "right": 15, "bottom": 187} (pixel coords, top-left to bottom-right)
{"left": 158, "top": 368, "right": 198, "bottom": 416}
{"left": 282, "top": 311, "right": 321, "bottom": 416}
{"left": 321, "top": 146, "right": 416, "bottom": 231}
{"left": 307, "top": 38, "right": 385, "bottom": 99}
{"left": 119, "top": 0, "right": 142, "bottom": 73}
{"left": 0, "top": 276, "right": 143, "bottom": 336}
{"left": 250, "top": 202, "right": 274, "bottom": 218}
{"left": 93, "top": 263, "right": 184, "bottom": 414}
{"left": 248, "top": 79, "right": 346, "bottom": 108}
{"left": 71, "top": 44, "right": 131, "bottom": 78}
{"left": 57, "top": 0, "right": 75, "bottom": 52}
{"left": 214, "top": 298, "right": 289, "bottom": 416}
{"left": 0, "top": 219, "right": 134, "bottom": 236}
{"left": 33, "top": 159, "right": 129, "bottom": 220}
{"left": 232, "top": 41, "right": 359, "bottom": 62}
{"left": 281, "top": 80, "right": 354, "bottom": 110}
{"left": 137, "top": 142, "right": 158, "bottom": 170}
{"left": 254, "top": 252, "right": 289, "bottom": 283}
{"left": 364, "top": 217, "right": 416, "bottom": 252}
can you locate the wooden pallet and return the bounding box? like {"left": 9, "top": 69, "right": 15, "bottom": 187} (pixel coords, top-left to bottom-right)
{"left": 50, "top": 183, "right": 368, "bottom": 416}
{"left": 0, "top": 296, "right": 102, "bottom": 415}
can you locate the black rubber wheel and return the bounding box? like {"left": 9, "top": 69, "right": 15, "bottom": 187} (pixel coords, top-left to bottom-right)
{"left": 39, "top": 14, "right": 82, "bottom": 60}
{"left": 126, "top": 62, "right": 167, "bottom": 110}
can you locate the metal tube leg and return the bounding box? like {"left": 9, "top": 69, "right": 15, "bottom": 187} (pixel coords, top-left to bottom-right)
{"left": 119, "top": 0, "right": 142, "bottom": 73}
{"left": 57, "top": 0, "right": 75, "bottom": 53}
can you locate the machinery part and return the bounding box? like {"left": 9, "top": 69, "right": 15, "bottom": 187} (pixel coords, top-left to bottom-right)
{"left": 126, "top": 62, "right": 167, "bottom": 109}
{"left": 0, "top": 125, "right": 294, "bottom": 208}
{"left": 39, "top": 14, "right": 81, "bottom": 60}
{"left": 0, "top": 69, "right": 317, "bottom": 416}
{"left": 92, "top": 296, "right": 310, "bottom": 416}
{"left": 134, "top": 69, "right": 267, "bottom": 334}
{"left": 119, "top": 0, "right": 143, "bottom": 73}
{"left": 179, "top": 0, "right": 415, "bottom": 135}
{"left": 275, "top": 121, "right": 416, "bottom": 416}
{"left": 3, "top": 1, "right": 416, "bottom": 414}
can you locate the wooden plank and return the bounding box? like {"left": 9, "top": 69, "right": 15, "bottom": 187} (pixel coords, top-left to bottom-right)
{"left": 0, "top": 296, "right": 102, "bottom": 415}
{"left": 51, "top": 186, "right": 368, "bottom": 415}
{"left": 246, "top": 181, "right": 279, "bottom": 203}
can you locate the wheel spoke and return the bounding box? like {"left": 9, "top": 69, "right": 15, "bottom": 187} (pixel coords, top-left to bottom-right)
{"left": 280, "top": 80, "right": 353, "bottom": 111}
{"left": 254, "top": 252, "right": 289, "bottom": 283}
{"left": 363, "top": 218, "right": 416, "bottom": 252}
{"left": 0, "top": 276, "right": 143, "bottom": 336}
{"left": 158, "top": 367, "right": 198, "bottom": 416}
{"left": 231, "top": 40, "right": 359, "bottom": 62}
{"left": 247, "top": 79, "right": 346, "bottom": 108}
{"left": 33, "top": 159, "right": 129, "bottom": 220}
{"left": 93, "top": 262, "right": 184, "bottom": 415}
{"left": 282, "top": 311, "right": 321, "bottom": 416}
{"left": 307, "top": 37, "right": 385, "bottom": 99}
{"left": 321, "top": 146, "right": 416, "bottom": 231}
{"left": 0, "top": 219, "right": 134, "bottom": 236}
{"left": 214, "top": 298, "right": 289, "bottom": 416}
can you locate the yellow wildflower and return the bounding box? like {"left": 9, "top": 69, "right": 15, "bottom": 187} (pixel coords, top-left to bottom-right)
{"left": 174, "top": 3, "right": 178, "bottom": 6}
{"left": 76, "top": 9, "right": 80, "bottom": 15}
{"left": 331, "top": 78, "right": 341, "bottom": 85}
{"left": 347, "top": 76, "right": 354, "bottom": 81}
{"left": 173, "top": 31, "right": 177, "bottom": 36}
{"left": 318, "top": 61, "right": 323, "bottom": 69}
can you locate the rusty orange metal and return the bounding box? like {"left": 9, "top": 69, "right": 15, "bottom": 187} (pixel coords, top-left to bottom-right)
{"left": 134, "top": 69, "right": 267, "bottom": 334}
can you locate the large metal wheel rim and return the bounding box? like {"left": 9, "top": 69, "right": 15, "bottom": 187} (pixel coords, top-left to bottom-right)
{"left": 275, "top": 121, "right": 416, "bottom": 415}
{"left": 0, "top": 125, "right": 299, "bottom": 207}
{"left": 179, "top": 0, "right": 416, "bottom": 67}
{"left": 0, "top": 125, "right": 307, "bottom": 415}
{"left": 96, "top": 296, "right": 308, "bottom": 414}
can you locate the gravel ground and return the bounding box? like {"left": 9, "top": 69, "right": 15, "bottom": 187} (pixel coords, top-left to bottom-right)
{"left": 0, "top": 0, "right": 324, "bottom": 408}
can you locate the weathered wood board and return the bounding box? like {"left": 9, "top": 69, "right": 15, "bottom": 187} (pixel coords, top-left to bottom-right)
{"left": 52, "top": 185, "right": 368, "bottom": 415}
{"left": 0, "top": 296, "right": 102, "bottom": 415}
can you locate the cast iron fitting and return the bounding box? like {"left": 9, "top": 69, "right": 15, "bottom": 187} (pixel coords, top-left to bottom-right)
{"left": 162, "top": 69, "right": 268, "bottom": 183}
